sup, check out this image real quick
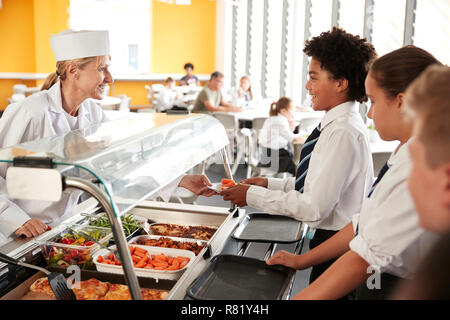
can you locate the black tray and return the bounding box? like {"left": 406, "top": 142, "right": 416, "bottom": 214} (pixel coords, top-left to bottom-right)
{"left": 186, "top": 254, "right": 292, "bottom": 300}
{"left": 232, "top": 213, "right": 302, "bottom": 243}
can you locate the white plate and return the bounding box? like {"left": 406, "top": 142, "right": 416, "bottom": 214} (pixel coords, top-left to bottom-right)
{"left": 206, "top": 183, "right": 222, "bottom": 192}
{"left": 93, "top": 245, "right": 195, "bottom": 281}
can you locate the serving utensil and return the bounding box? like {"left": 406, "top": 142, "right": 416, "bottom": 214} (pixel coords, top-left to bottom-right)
{"left": 0, "top": 252, "right": 76, "bottom": 300}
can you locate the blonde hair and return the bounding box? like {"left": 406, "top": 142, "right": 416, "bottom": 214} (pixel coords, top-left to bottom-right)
{"left": 269, "top": 97, "right": 292, "bottom": 117}
{"left": 240, "top": 75, "right": 253, "bottom": 100}
{"left": 41, "top": 56, "right": 109, "bottom": 91}
{"left": 405, "top": 65, "right": 450, "bottom": 168}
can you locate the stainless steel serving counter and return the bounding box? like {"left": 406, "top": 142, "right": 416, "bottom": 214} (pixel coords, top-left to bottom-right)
{"left": 0, "top": 197, "right": 305, "bottom": 300}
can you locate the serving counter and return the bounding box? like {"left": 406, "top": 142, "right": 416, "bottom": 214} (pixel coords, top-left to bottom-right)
{"left": 0, "top": 112, "right": 304, "bottom": 300}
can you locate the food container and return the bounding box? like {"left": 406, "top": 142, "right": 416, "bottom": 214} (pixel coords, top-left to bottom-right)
{"left": 93, "top": 245, "right": 195, "bottom": 281}
{"left": 81, "top": 212, "right": 149, "bottom": 243}
{"left": 148, "top": 223, "right": 218, "bottom": 241}
{"left": 129, "top": 235, "right": 207, "bottom": 256}
{"left": 35, "top": 225, "right": 112, "bottom": 270}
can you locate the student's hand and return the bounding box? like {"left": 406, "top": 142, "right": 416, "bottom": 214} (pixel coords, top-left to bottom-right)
{"left": 220, "top": 184, "right": 250, "bottom": 207}
{"left": 240, "top": 177, "right": 268, "bottom": 188}
{"left": 266, "top": 250, "right": 306, "bottom": 270}
{"left": 14, "top": 219, "right": 49, "bottom": 238}
{"left": 178, "top": 174, "right": 217, "bottom": 197}
{"left": 232, "top": 106, "right": 242, "bottom": 113}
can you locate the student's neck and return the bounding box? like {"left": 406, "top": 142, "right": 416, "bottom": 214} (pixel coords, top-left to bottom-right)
{"left": 323, "top": 97, "right": 352, "bottom": 112}
{"left": 60, "top": 82, "right": 85, "bottom": 117}
{"left": 397, "top": 125, "right": 413, "bottom": 146}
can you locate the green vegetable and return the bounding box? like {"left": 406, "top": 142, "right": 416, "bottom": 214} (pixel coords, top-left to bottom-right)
{"left": 88, "top": 213, "right": 141, "bottom": 237}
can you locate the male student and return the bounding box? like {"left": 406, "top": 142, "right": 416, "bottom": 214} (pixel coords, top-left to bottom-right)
{"left": 221, "top": 27, "right": 377, "bottom": 284}
{"left": 393, "top": 65, "right": 450, "bottom": 299}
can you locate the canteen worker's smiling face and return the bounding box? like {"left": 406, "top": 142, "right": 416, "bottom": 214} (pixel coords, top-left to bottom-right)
{"left": 305, "top": 58, "right": 347, "bottom": 112}
{"left": 76, "top": 56, "right": 113, "bottom": 100}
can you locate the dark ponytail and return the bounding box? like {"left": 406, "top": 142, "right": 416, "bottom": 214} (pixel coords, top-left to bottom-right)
{"left": 269, "top": 97, "right": 292, "bottom": 116}
{"left": 369, "top": 45, "right": 442, "bottom": 99}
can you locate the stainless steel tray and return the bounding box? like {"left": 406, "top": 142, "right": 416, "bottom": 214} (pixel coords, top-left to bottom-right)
{"left": 128, "top": 235, "right": 207, "bottom": 255}
{"left": 232, "top": 213, "right": 302, "bottom": 243}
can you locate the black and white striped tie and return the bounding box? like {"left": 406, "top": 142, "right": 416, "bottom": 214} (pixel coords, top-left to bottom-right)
{"left": 295, "top": 124, "right": 321, "bottom": 193}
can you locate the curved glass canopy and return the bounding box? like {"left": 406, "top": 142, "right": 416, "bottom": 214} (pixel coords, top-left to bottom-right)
{"left": 0, "top": 113, "right": 229, "bottom": 215}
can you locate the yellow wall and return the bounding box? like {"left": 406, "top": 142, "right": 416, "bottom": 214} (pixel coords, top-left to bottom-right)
{"left": 0, "top": 0, "right": 36, "bottom": 72}
{"left": 33, "top": 0, "right": 70, "bottom": 73}
{"left": 151, "top": 0, "right": 216, "bottom": 74}
{"left": 0, "top": 0, "right": 216, "bottom": 109}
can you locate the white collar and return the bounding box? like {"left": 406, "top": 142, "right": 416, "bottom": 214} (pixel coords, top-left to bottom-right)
{"left": 387, "top": 138, "right": 412, "bottom": 168}
{"left": 47, "top": 81, "right": 88, "bottom": 118}
{"left": 320, "top": 101, "right": 359, "bottom": 131}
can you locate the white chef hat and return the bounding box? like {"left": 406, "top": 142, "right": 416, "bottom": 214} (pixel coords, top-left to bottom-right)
{"left": 50, "top": 30, "right": 110, "bottom": 61}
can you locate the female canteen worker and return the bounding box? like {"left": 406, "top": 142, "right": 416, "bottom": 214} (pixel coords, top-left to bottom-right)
{"left": 0, "top": 30, "right": 214, "bottom": 242}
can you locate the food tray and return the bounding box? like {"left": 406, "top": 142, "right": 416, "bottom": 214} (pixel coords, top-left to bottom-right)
{"left": 93, "top": 245, "right": 195, "bottom": 281}
{"left": 148, "top": 223, "right": 218, "bottom": 241}
{"left": 232, "top": 213, "right": 302, "bottom": 243}
{"left": 129, "top": 235, "right": 207, "bottom": 255}
{"left": 186, "top": 254, "right": 292, "bottom": 300}
{"left": 34, "top": 225, "right": 113, "bottom": 270}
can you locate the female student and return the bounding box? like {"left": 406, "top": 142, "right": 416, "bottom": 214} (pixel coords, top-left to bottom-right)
{"left": 230, "top": 75, "right": 254, "bottom": 107}
{"left": 0, "top": 30, "right": 214, "bottom": 241}
{"left": 266, "top": 46, "right": 442, "bottom": 300}
{"left": 258, "top": 97, "right": 305, "bottom": 176}
{"left": 221, "top": 27, "right": 377, "bottom": 284}
{"left": 392, "top": 65, "right": 450, "bottom": 299}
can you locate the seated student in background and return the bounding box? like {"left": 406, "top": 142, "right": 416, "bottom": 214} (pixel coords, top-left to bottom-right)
{"left": 155, "top": 77, "right": 183, "bottom": 112}
{"left": 179, "top": 62, "right": 199, "bottom": 86}
{"left": 392, "top": 65, "right": 450, "bottom": 300}
{"left": 258, "top": 97, "right": 306, "bottom": 176}
{"left": 266, "top": 46, "right": 442, "bottom": 300}
{"left": 221, "top": 27, "right": 376, "bottom": 286}
{"left": 192, "top": 71, "right": 242, "bottom": 114}
{"left": 230, "top": 75, "right": 255, "bottom": 107}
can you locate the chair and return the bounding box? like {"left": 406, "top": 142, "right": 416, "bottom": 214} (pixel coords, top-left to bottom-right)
{"left": 8, "top": 93, "right": 26, "bottom": 104}
{"left": 144, "top": 85, "right": 153, "bottom": 104}
{"left": 13, "top": 84, "right": 27, "bottom": 95}
{"left": 116, "top": 94, "right": 131, "bottom": 112}
{"left": 212, "top": 112, "right": 240, "bottom": 171}
{"left": 151, "top": 83, "right": 165, "bottom": 98}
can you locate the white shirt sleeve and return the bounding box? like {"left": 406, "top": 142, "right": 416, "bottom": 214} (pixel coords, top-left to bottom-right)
{"left": 349, "top": 176, "right": 431, "bottom": 276}
{"left": 247, "top": 128, "right": 362, "bottom": 224}
{"left": 0, "top": 176, "right": 31, "bottom": 236}
{"left": 267, "top": 177, "right": 295, "bottom": 191}
{"left": 153, "top": 174, "right": 185, "bottom": 202}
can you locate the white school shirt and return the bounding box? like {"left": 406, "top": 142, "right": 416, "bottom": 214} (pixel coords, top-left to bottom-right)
{"left": 246, "top": 101, "right": 374, "bottom": 231}
{"left": 258, "top": 115, "right": 295, "bottom": 150}
{"left": 349, "top": 140, "right": 439, "bottom": 278}
{"left": 155, "top": 87, "right": 179, "bottom": 112}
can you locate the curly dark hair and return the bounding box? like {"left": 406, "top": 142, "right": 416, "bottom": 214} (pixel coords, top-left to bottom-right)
{"left": 304, "top": 27, "right": 377, "bottom": 103}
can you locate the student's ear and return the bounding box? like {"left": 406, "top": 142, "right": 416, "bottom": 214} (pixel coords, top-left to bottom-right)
{"left": 396, "top": 93, "right": 405, "bottom": 110}
{"left": 442, "top": 163, "right": 450, "bottom": 209}
{"left": 336, "top": 78, "right": 349, "bottom": 93}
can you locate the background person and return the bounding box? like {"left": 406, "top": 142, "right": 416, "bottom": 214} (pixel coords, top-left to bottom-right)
{"left": 179, "top": 62, "right": 199, "bottom": 86}
{"left": 192, "top": 71, "right": 241, "bottom": 114}
{"left": 258, "top": 97, "right": 306, "bottom": 176}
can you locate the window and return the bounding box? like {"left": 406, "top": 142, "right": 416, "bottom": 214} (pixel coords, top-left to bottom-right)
{"left": 69, "top": 0, "right": 151, "bottom": 74}
{"left": 415, "top": 0, "right": 450, "bottom": 64}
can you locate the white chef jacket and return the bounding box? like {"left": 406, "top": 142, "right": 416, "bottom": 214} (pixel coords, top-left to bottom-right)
{"left": 349, "top": 140, "right": 439, "bottom": 278}
{"left": 246, "top": 101, "right": 374, "bottom": 231}
{"left": 258, "top": 115, "right": 294, "bottom": 150}
{"left": 0, "top": 81, "right": 108, "bottom": 239}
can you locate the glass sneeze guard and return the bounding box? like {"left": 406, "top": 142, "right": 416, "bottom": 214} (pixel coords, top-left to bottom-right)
{"left": 0, "top": 113, "right": 229, "bottom": 215}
